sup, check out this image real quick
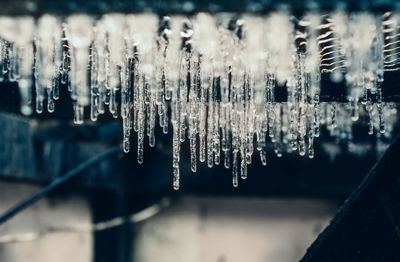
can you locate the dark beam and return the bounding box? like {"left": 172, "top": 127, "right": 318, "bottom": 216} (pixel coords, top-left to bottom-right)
{"left": 300, "top": 134, "right": 400, "bottom": 262}
{"left": 0, "top": 0, "right": 396, "bottom": 16}
{"left": 0, "top": 112, "right": 124, "bottom": 190}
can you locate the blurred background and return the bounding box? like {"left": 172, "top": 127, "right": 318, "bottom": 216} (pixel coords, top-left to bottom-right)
{"left": 1, "top": 1, "right": 400, "bottom": 262}
{"left": 0, "top": 75, "right": 398, "bottom": 261}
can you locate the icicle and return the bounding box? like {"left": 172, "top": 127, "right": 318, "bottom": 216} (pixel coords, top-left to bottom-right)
{"left": 66, "top": 15, "right": 94, "bottom": 123}
{"left": 308, "top": 107, "right": 315, "bottom": 159}
{"left": 366, "top": 102, "right": 374, "bottom": 135}
{"left": 0, "top": 13, "right": 397, "bottom": 190}
{"left": 377, "top": 84, "right": 385, "bottom": 133}
{"left": 190, "top": 132, "right": 197, "bottom": 172}
{"left": 137, "top": 77, "right": 146, "bottom": 164}
{"left": 0, "top": 17, "right": 35, "bottom": 115}
{"left": 172, "top": 120, "right": 181, "bottom": 189}
{"left": 232, "top": 151, "right": 239, "bottom": 187}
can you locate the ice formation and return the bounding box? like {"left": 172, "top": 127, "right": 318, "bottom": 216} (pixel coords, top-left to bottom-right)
{"left": 0, "top": 12, "right": 398, "bottom": 189}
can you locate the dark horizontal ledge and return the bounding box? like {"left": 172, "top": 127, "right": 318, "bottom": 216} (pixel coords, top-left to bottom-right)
{"left": 0, "top": 0, "right": 397, "bottom": 16}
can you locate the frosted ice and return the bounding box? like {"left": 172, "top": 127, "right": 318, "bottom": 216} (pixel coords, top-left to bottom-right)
{"left": 0, "top": 12, "right": 398, "bottom": 189}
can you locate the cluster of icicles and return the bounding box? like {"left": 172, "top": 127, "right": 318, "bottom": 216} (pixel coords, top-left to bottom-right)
{"left": 0, "top": 11, "right": 399, "bottom": 189}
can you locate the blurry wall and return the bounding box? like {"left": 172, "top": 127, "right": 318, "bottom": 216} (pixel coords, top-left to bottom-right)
{"left": 0, "top": 181, "right": 92, "bottom": 262}
{"left": 134, "top": 196, "right": 338, "bottom": 262}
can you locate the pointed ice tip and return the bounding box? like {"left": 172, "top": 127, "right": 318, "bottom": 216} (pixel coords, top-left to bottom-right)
{"left": 21, "top": 105, "right": 32, "bottom": 116}
{"left": 123, "top": 145, "right": 130, "bottom": 154}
